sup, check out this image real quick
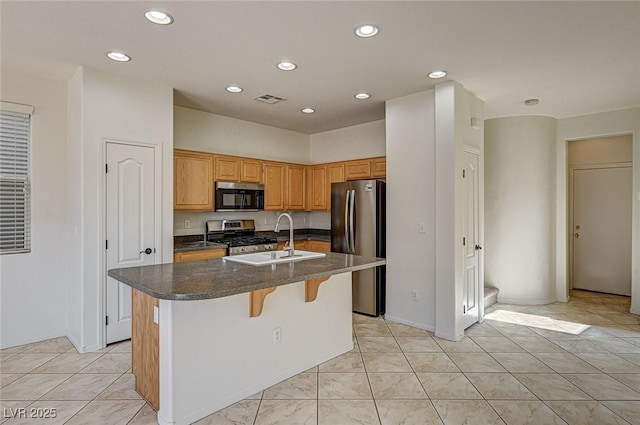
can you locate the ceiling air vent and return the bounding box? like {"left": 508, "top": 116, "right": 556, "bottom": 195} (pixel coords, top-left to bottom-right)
{"left": 254, "top": 94, "right": 286, "bottom": 104}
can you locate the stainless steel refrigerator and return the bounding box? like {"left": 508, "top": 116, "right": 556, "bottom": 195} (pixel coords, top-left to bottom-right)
{"left": 331, "top": 180, "right": 386, "bottom": 316}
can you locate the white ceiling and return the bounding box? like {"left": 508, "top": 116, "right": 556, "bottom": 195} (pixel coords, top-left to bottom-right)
{"left": 2, "top": 1, "right": 639, "bottom": 134}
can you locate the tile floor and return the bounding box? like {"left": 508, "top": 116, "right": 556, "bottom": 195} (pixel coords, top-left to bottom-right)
{"left": 2, "top": 290, "right": 640, "bottom": 424}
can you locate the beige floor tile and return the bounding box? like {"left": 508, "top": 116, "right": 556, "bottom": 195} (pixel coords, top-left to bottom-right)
{"left": 318, "top": 372, "right": 372, "bottom": 399}
{"left": 195, "top": 400, "right": 260, "bottom": 425}
{"left": 513, "top": 373, "right": 591, "bottom": 400}
{"left": 318, "top": 400, "right": 379, "bottom": 425}
{"left": 3, "top": 400, "right": 88, "bottom": 425}
{"left": 466, "top": 373, "right": 537, "bottom": 400}
{"left": 448, "top": 353, "right": 507, "bottom": 372}
{"left": 353, "top": 314, "right": 384, "bottom": 325}
{"left": 367, "top": 373, "right": 427, "bottom": 399}
{"left": 255, "top": 400, "right": 316, "bottom": 425}
{"left": 589, "top": 338, "right": 640, "bottom": 354}
{"left": 471, "top": 336, "right": 525, "bottom": 352}
{"left": 386, "top": 322, "right": 431, "bottom": 337}
{"left": 620, "top": 354, "right": 640, "bottom": 367}
{"left": 79, "top": 353, "right": 131, "bottom": 374}
{"left": 319, "top": 352, "right": 365, "bottom": 373}
{"left": 303, "top": 366, "right": 318, "bottom": 373}
{"left": 624, "top": 338, "right": 640, "bottom": 348}
{"left": 127, "top": 403, "right": 157, "bottom": 425}
{"left": 358, "top": 337, "right": 401, "bottom": 353}
{"left": 489, "top": 400, "right": 566, "bottom": 425}
{"left": 263, "top": 373, "right": 317, "bottom": 399}
{"left": 65, "top": 400, "right": 145, "bottom": 425}
{"left": 509, "top": 336, "right": 565, "bottom": 353}
{"left": 108, "top": 340, "right": 132, "bottom": 353}
{"left": 22, "top": 338, "right": 74, "bottom": 354}
{"left": 465, "top": 323, "right": 503, "bottom": 337}
{"left": 375, "top": 399, "right": 443, "bottom": 425}
{"left": 416, "top": 372, "right": 482, "bottom": 399}
{"left": 432, "top": 400, "right": 505, "bottom": 425}
{"left": 96, "top": 373, "right": 141, "bottom": 400}
{"left": 353, "top": 323, "right": 392, "bottom": 337}
{"left": 602, "top": 401, "right": 640, "bottom": 425}
{"left": 0, "top": 354, "right": 59, "bottom": 374}
{"left": 602, "top": 326, "right": 640, "bottom": 338}
{"left": 434, "top": 337, "right": 483, "bottom": 353}
{"left": 245, "top": 391, "right": 263, "bottom": 400}
{"left": 362, "top": 353, "right": 412, "bottom": 372}
{"left": 533, "top": 352, "right": 601, "bottom": 373}
{"left": 0, "top": 344, "right": 36, "bottom": 355}
{"left": 610, "top": 374, "right": 640, "bottom": 393}
{"left": 600, "top": 313, "right": 640, "bottom": 325}
{"left": 485, "top": 321, "right": 540, "bottom": 337}
{"left": 41, "top": 373, "right": 119, "bottom": 401}
{"left": 576, "top": 353, "right": 640, "bottom": 373}
{"left": 563, "top": 374, "right": 640, "bottom": 400}
{"left": 552, "top": 339, "right": 609, "bottom": 353}
{"left": 0, "top": 374, "right": 71, "bottom": 400}
{"left": 404, "top": 353, "right": 459, "bottom": 372}
{"left": 32, "top": 353, "right": 103, "bottom": 374}
{"left": 395, "top": 337, "right": 442, "bottom": 353}
{"left": 0, "top": 374, "right": 24, "bottom": 388}
{"left": 491, "top": 352, "right": 555, "bottom": 373}
{"left": 546, "top": 401, "right": 629, "bottom": 425}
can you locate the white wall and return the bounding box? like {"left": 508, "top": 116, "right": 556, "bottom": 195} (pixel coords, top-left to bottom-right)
{"left": 67, "top": 67, "right": 173, "bottom": 352}
{"left": 484, "top": 116, "right": 557, "bottom": 304}
{"left": 174, "top": 106, "right": 309, "bottom": 163}
{"left": 309, "top": 119, "right": 386, "bottom": 163}
{"left": 0, "top": 71, "right": 69, "bottom": 348}
{"left": 555, "top": 108, "right": 640, "bottom": 311}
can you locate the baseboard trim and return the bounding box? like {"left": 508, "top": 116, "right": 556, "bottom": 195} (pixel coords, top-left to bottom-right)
{"left": 383, "top": 315, "right": 435, "bottom": 333}
{"left": 496, "top": 296, "right": 556, "bottom": 305}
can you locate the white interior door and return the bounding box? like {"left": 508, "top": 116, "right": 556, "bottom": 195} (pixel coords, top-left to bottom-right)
{"left": 106, "top": 142, "right": 156, "bottom": 344}
{"left": 462, "top": 150, "right": 480, "bottom": 329}
{"left": 572, "top": 166, "right": 632, "bottom": 296}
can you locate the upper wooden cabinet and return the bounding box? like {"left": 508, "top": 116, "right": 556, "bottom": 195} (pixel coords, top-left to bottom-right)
{"left": 174, "top": 150, "right": 214, "bottom": 211}
{"left": 214, "top": 155, "right": 240, "bottom": 182}
{"left": 240, "top": 159, "right": 262, "bottom": 183}
{"left": 307, "top": 165, "right": 327, "bottom": 211}
{"left": 285, "top": 164, "right": 306, "bottom": 210}
{"left": 263, "top": 161, "right": 285, "bottom": 210}
{"left": 344, "top": 157, "right": 386, "bottom": 180}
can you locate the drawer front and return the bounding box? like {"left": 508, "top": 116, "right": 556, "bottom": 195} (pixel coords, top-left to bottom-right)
{"left": 174, "top": 248, "right": 227, "bottom": 263}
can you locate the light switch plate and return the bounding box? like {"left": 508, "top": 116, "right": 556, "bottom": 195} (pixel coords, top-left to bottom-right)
{"left": 153, "top": 306, "right": 159, "bottom": 324}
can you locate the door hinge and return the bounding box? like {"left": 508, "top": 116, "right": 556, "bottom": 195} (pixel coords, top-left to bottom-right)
{"left": 462, "top": 169, "right": 466, "bottom": 178}
{"left": 105, "top": 240, "right": 108, "bottom": 250}
{"left": 463, "top": 305, "right": 466, "bottom": 314}
{"left": 105, "top": 316, "right": 109, "bottom": 326}
{"left": 105, "top": 164, "right": 108, "bottom": 174}
{"left": 463, "top": 237, "right": 466, "bottom": 246}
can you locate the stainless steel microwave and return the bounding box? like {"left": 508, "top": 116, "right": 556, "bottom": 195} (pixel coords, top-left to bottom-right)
{"left": 215, "top": 182, "right": 265, "bottom": 212}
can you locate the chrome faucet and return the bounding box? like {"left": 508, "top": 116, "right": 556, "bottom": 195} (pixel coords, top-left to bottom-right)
{"left": 274, "top": 212, "right": 295, "bottom": 257}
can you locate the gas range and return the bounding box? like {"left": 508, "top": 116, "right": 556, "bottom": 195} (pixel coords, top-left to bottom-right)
{"left": 205, "top": 219, "right": 277, "bottom": 255}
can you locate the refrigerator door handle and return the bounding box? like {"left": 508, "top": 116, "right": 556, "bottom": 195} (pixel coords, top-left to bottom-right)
{"left": 349, "top": 189, "right": 356, "bottom": 253}
{"left": 344, "top": 189, "right": 351, "bottom": 253}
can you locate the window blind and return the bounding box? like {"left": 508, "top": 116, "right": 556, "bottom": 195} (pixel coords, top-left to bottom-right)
{"left": 0, "top": 108, "right": 31, "bottom": 254}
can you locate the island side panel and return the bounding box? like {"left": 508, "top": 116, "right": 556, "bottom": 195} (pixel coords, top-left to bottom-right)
{"left": 157, "top": 272, "right": 353, "bottom": 425}
{"left": 131, "top": 289, "right": 160, "bottom": 411}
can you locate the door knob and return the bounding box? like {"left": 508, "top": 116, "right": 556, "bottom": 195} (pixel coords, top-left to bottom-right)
{"left": 140, "top": 248, "right": 153, "bottom": 255}
{"left": 575, "top": 233, "right": 580, "bottom": 239}
{"left": 475, "top": 244, "right": 483, "bottom": 250}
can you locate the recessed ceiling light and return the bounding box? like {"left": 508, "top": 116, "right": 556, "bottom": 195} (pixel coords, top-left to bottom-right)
{"left": 226, "top": 86, "right": 243, "bottom": 93}
{"left": 524, "top": 98, "right": 540, "bottom": 106}
{"left": 354, "top": 24, "right": 379, "bottom": 38}
{"left": 301, "top": 108, "right": 315, "bottom": 114}
{"left": 107, "top": 51, "right": 131, "bottom": 62}
{"left": 144, "top": 10, "right": 174, "bottom": 25}
{"left": 428, "top": 70, "right": 447, "bottom": 79}
{"left": 277, "top": 61, "right": 297, "bottom": 71}
{"left": 354, "top": 93, "right": 371, "bottom": 100}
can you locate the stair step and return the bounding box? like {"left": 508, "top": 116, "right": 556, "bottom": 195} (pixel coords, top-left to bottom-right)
{"left": 484, "top": 286, "right": 499, "bottom": 309}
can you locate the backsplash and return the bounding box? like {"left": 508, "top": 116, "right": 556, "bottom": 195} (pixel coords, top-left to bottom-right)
{"left": 173, "top": 211, "right": 330, "bottom": 236}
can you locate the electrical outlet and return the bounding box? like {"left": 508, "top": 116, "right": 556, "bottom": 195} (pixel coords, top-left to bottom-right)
{"left": 184, "top": 220, "right": 191, "bottom": 229}
{"left": 419, "top": 222, "right": 425, "bottom": 233}
{"left": 411, "top": 290, "right": 419, "bottom": 301}
{"left": 272, "top": 327, "right": 281, "bottom": 344}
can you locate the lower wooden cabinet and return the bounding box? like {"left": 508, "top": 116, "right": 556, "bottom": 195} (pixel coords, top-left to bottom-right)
{"left": 307, "top": 240, "right": 331, "bottom": 252}
{"left": 173, "top": 248, "right": 226, "bottom": 263}
{"left": 132, "top": 289, "right": 159, "bottom": 411}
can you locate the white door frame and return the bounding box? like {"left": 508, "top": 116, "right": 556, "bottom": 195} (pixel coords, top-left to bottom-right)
{"left": 100, "top": 138, "right": 163, "bottom": 348}
{"left": 463, "top": 145, "right": 484, "bottom": 324}
{"left": 568, "top": 161, "right": 633, "bottom": 292}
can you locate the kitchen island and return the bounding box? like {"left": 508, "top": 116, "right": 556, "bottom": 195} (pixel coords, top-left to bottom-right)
{"left": 108, "top": 252, "right": 384, "bottom": 425}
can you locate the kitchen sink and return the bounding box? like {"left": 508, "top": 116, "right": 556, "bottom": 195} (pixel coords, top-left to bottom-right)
{"left": 223, "top": 250, "right": 326, "bottom": 266}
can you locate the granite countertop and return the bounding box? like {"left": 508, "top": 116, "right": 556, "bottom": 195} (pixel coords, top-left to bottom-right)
{"left": 108, "top": 252, "right": 385, "bottom": 301}
{"left": 174, "top": 241, "right": 228, "bottom": 253}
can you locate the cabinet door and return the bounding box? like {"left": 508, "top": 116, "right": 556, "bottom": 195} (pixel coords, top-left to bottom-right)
{"left": 307, "top": 165, "right": 327, "bottom": 211}
{"left": 307, "top": 240, "right": 331, "bottom": 252}
{"left": 327, "top": 163, "right": 345, "bottom": 210}
{"left": 286, "top": 164, "right": 306, "bottom": 210}
{"left": 174, "top": 150, "right": 214, "bottom": 211}
{"left": 371, "top": 157, "right": 386, "bottom": 178}
{"left": 263, "top": 162, "right": 285, "bottom": 210}
{"left": 240, "top": 159, "right": 262, "bottom": 183}
{"left": 214, "top": 155, "right": 240, "bottom": 181}
{"left": 345, "top": 159, "right": 372, "bottom": 180}
{"left": 173, "top": 248, "right": 227, "bottom": 263}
